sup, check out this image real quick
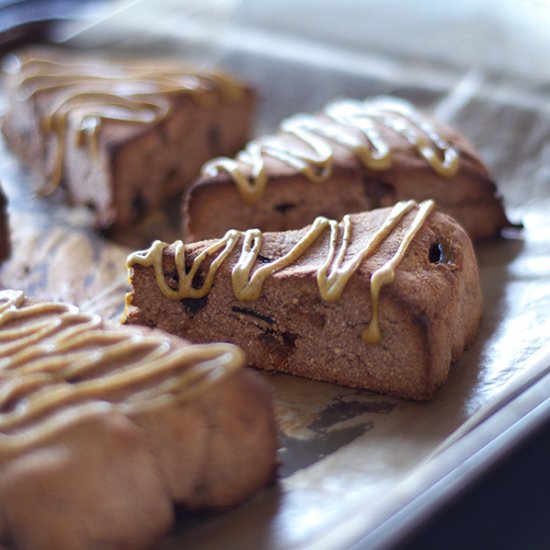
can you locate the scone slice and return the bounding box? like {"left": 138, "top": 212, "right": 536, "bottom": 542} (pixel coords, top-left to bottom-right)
{"left": 126, "top": 200, "right": 482, "bottom": 401}
{"left": 2, "top": 47, "right": 255, "bottom": 228}
{"left": 184, "top": 96, "right": 512, "bottom": 241}
{"left": 0, "top": 290, "right": 277, "bottom": 550}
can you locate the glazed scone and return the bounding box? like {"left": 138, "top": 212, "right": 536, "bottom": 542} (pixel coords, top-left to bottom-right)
{"left": 2, "top": 47, "right": 255, "bottom": 229}
{"left": 126, "top": 200, "right": 482, "bottom": 401}
{"left": 0, "top": 183, "right": 8, "bottom": 261}
{"left": 0, "top": 290, "right": 277, "bottom": 550}
{"left": 184, "top": 96, "right": 512, "bottom": 241}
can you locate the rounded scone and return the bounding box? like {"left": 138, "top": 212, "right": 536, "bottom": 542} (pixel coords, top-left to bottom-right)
{"left": 184, "top": 96, "right": 512, "bottom": 242}
{"left": 126, "top": 200, "right": 482, "bottom": 401}
{"left": 0, "top": 290, "right": 277, "bottom": 550}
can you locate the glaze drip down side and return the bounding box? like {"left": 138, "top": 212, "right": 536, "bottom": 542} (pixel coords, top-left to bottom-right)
{"left": 4, "top": 54, "right": 245, "bottom": 194}
{"left": 126, "top": 199, "right": 436, "bottom": 344}
{"left": 202, "top": 97, "right": 460, "bottom": 203}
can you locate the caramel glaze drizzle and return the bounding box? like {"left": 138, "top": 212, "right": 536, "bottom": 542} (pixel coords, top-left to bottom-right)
{"left": 127, "top": 199, "right": 435, "bottom": 345}
{"left": 0, "top": 289, "right": 243, "bottom": 457}
{"left": 5, "top": 54, "right": 245, "bottom": 194}
{"left": 202, "top": 97, "right": 460, "bottom": 203}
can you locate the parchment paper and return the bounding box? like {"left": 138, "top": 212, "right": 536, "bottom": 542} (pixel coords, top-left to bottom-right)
{"left": 1, "top": 3, "right": 549, "bottom": 548}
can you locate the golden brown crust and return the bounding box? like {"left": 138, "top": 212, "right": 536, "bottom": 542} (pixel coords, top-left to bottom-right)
{"left": 126, "top": 204, "right": 483, "bottom": 401}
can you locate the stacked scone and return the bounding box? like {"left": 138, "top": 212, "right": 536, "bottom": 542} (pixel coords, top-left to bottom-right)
{"left": 1, "top": 46, "right": 514, "bottom": 549}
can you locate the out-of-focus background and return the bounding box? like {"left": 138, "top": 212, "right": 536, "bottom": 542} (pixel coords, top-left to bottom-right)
{"left": 3, "top": 0, "right": 550, "bottom": 82}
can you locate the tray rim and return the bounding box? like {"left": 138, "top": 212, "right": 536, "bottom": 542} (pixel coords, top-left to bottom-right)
{"left": 312, "top": 346, "right": 550, "bottom": 550}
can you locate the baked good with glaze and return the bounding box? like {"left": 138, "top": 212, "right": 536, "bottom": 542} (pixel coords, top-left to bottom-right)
{"left": 125, "top": 200, "right": 482, "bottom": 401}
{"left": 2, "top": 47, "right": 254, "bottom": 229}
{"left": 0, "top": 183, "right": 8, "bottom": 261}
{"left": 184, "top": 96, "right": 512, "bottom": 241}
{"left": 0, "top": 290, "right": 277, "bottom": 550}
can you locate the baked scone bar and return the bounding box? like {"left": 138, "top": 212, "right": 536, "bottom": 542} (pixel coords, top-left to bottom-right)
{"left": 125, "top": 200, "right": 482, "bottom": 401}
{"left": 0, "top": 183, "right": 8, "bottom": 261}
{"left": 2, "top": 47, "right": 254, "bottom": 228}
{"left": 0, "top": 290, "right": 277, "bottom": 550}
{"left": 184, "top": 96, "right": 512, "bottom": 241}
